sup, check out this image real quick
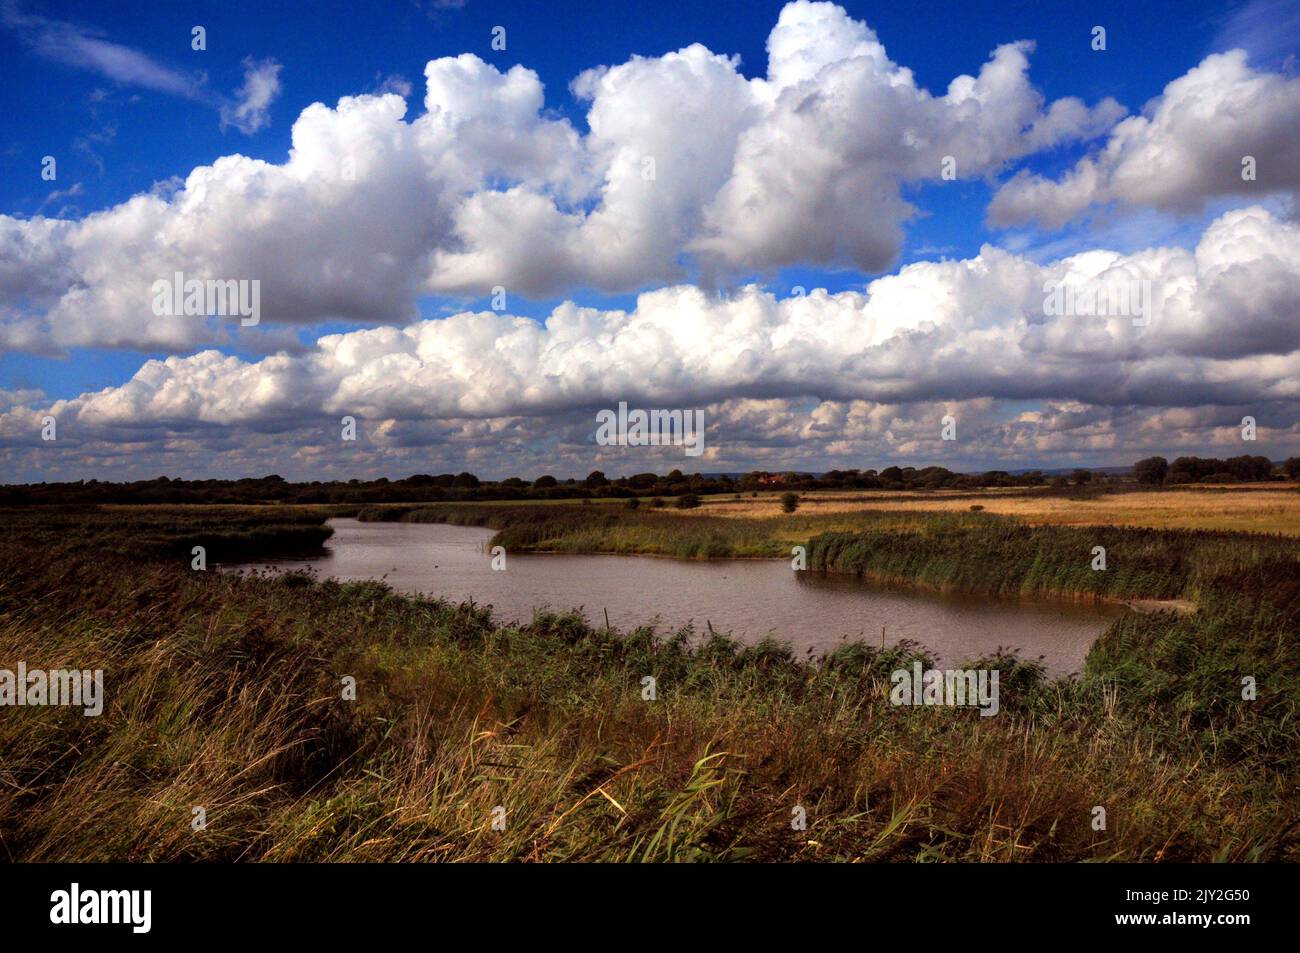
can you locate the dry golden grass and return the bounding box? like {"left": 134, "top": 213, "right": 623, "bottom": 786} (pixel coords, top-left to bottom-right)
{"left": 696, "top": 485, "right": 1300, "bottom": 536}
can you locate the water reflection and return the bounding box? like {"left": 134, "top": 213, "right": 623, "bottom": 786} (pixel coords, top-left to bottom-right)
{"left": 224, "top": 519, "right": 1122, "bottom": 677}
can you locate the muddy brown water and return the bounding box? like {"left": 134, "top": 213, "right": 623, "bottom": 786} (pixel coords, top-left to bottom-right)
{"left": 223, "top": 518, "right": 1125, "bottom": 677}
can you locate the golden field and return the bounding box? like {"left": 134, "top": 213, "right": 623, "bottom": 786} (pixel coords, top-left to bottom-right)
{"left": 696, "top": 484, "right": 1300, "bottom": 536}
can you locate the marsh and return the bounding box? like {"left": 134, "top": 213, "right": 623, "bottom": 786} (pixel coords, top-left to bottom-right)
{"left": 225, "top": 518, "right": 1123, "bottom": 676}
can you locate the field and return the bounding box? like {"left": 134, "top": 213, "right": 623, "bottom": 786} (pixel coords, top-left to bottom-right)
{"left": 352, "top": 484, "right": 1300, "bottom": 565}
{"left": 1, "top": 491, "right": 1297, "bottom": 862}
{"left": 691, "top": 484, "right": 1300, "bottom": 536}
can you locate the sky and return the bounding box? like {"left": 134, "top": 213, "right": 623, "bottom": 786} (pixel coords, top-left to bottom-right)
{"left": 1, "top": 0, "right": 1298, "bottom": 481}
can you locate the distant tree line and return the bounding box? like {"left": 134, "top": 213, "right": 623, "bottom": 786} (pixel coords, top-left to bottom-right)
{"left": 1133, "top": 455, "right": 1297, "bottom": 485}
{"left": 2, "top": 457, "right": 1293, "bottom": 506}
{"left": 0, "top": 465, "right": 1053, "bottom": 506}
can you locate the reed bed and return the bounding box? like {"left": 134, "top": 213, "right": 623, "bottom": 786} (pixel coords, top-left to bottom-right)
{"left": 0, "top": 504, "right": 1295, "bottom": 861}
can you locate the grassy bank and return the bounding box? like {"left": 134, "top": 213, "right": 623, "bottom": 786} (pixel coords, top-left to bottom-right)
{"left": 18, "top": 505, "right": 337, "bottom": 562}
{"left": 356, "top": 501, "right": 963, "bottom": 558}
{"left": 804, "top": 518, "right": 1297, "bottom": 603}
{"left": 1, "top": 504, "right": 1296, "bottom": 861}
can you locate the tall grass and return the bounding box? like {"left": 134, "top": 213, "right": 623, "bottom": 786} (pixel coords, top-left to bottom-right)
{"left": 0, "top": 505, "right": 1296, "bottom": 861}
{"left": 805, "top": 516, "right": 1298, "bottom": 602}
{"left": 5, "top": 505, "right": 335, "bottom": 562}
{"left": 357, "top": 501, "right": 950, "bottom": 559}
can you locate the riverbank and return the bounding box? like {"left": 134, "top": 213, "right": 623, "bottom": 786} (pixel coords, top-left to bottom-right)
{"left": 354, "top": 481, "right": 1300, "bottom": 537}
{"left": 358, "top": 501, "right": 1294, "bottom": 603}
{"left": 1, "top": 504, "right": 1296, "bottom": 861}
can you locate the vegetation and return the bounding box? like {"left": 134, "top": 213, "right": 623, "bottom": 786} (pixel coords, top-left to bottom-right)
{"left": 1138, "top": 454, "right": 1280, "bottom": 485}
{"left": 1134, "top": 456, "right": 1169, "bottom": 485}
{"left": 0, "top": 502, "right": 1296, "bottom": 861}
{"left": 356, "top": 501, "right": 933, "bottom": 558}
{"left": 0, "top": 504, "right": 336, "bottom": 563}
{"left": 4, "top": 454, "right": 1294, "bottom": 508}
{"left": 702, "top": 485, "right": 1300, "bottom": 537}
{"left": 805, "top": 518, "right": 1294, "bottom": 603}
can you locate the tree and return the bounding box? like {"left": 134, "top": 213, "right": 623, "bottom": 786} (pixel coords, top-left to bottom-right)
{"left": 1285, "top": 457, "right": 1300, "bottom": 480}
{"left": 780, "top": 492, "right": 799, "bottom": 513}
{"left": 674, "top": 493, "right": 701, "bottom": 509}
{"left": 1225, "top": 455, "right": 1274, "bottom": 482}
{"left": 1133, "top": 456, "right": 1168, "bottom": 485}
{"left": 1071, "top": 468, "right": 1093, "bottom": 485}
{"left": 585, "top": 470, "right": 609, "bottom": 488}
{"left": 624, "top": 497, "right": 641, "bottom": 510}
{"left": 532, "top": 475, "right": 558, "bottom": 489}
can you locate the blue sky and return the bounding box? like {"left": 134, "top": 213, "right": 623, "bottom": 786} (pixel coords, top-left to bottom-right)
{"left": 0, "top": 0, "right": 1257, "bottom": 398}
{"left": 1, "top": 0, "right": 1297, "bottom": 479}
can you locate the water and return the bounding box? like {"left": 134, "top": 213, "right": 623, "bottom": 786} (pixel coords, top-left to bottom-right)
{"left": 224, "top": 519, "right": 1123, "bottom": 677}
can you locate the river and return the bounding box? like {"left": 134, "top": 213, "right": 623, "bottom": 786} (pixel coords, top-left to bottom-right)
{"left": 223, "top": 518, "right": 1124, "bottom": 676}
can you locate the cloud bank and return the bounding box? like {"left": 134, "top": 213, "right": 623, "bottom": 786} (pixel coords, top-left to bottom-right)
{"left": 4, "top": 206, "right": 1297, "bottom": 477}
{"left": 2, "top": 0, "right": 1124, "bottom": 353}
{"left": 2, "top": 1, "right": 1297, "bottom": 478}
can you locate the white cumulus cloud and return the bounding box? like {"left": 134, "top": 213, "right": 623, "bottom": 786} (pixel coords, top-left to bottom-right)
{"left": 0, "top": 1, "right": 1124, "bottom": 353}
{"left": 988, "top": 50, "right": 1300, "bottom": 229}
